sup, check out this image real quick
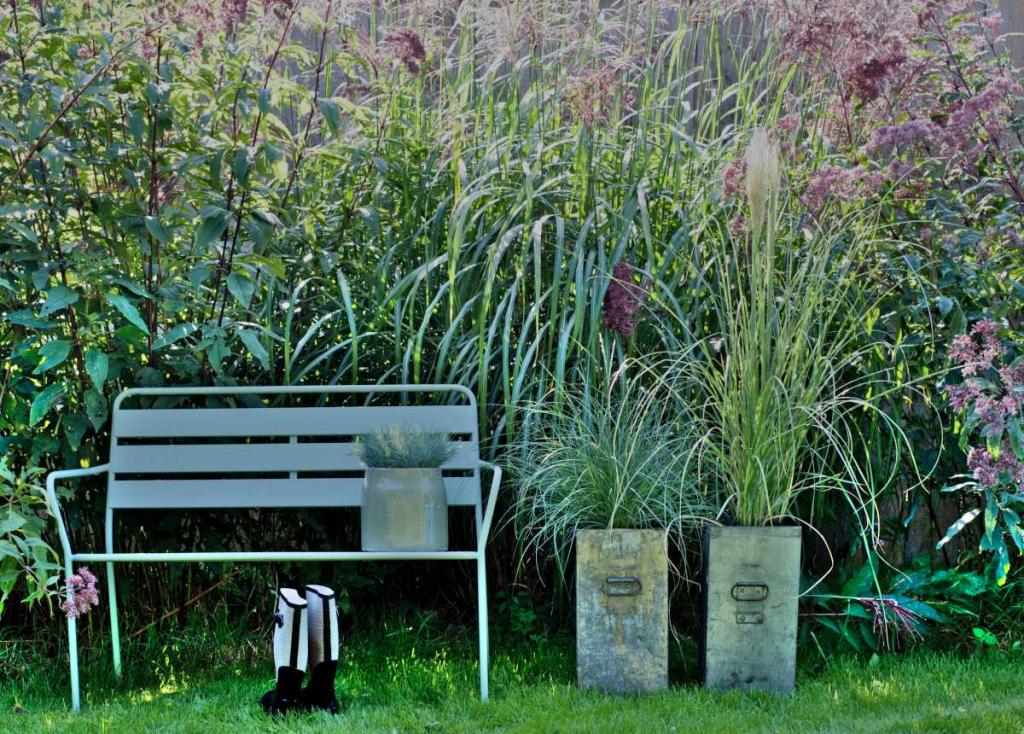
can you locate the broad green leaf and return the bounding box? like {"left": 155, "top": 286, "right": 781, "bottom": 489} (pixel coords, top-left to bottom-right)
{"left": 29, "top": 383, "right": 64, "bottom": 426}
{"left": 107, "top": 293, "right": 149, "bottom": 334}
{"left": 85, "top": 388, "right": 107, "bottom": 430}
{"left": 244, "top": 216, "right": 270, "bottom": 249}
{"left": 0, "top": 512, "right": 26, "bottom": 536}
{"left": 9, "top": 310, "right": 56, "bottom": 329}
{"left": 237, "top": 328, "right": 270, "bottom": 370}
{"left": 33, "top": 340, "right": 71, "bottom": 374}
{"left": 242, "top": 254, "right": 286, "bottom": 279}
{"left": 40, "top": 285, "right": 78, "bottom": 316}
{"left": 232, "top": 147, "right": 251, "bottom": 185}
{"left": 1008, "top": 418, "right": 1024, "bottom": 461}
{"left": 144, "top": 215, "right": 171, "bottom": 244}
{"left": 64, "top": 414, "right": 88, "bottom": 450}
{"left": 112, "top": 278, "right": 149, "bottom": 298}
{"left": 85, "top": 349, "right": 108, "bottom": 389}
{"left": 9, "top": 221, "right": 38, "bottom": 243}
{"left": 937, "top": 507, "right": 981, "bottom": 549}
{"left": 227, "top": 272, "right": 254, "bottom": 308}
{"left": 319, "top": 99, "right": 342, "bottom": 133}
{"left": 981, "top": 493, "right": 1000, "bottom": 551}
{"left": 152, "top": 323, "right": 198, "bottom": 350}
{"left": 195, "top": 206, "right": 231, "bottom": 249}
{"left": 994, "top": 540, "right": 1011, "bottom": 586}
{"left": 973, "top": 627, "right": 999, "bottom": 646}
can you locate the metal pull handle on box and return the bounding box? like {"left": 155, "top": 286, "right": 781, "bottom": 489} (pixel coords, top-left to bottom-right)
{"left": 731, "top": 582, "right": 769, "bottom": 601}
{"left": 601, "top": 576, "right": 642, "bottom": 596}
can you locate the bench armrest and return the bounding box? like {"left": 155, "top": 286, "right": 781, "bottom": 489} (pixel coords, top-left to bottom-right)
{"left": 45, "top": 464, "right": 110, "bottom": 562}
{"left": 477, "top": 461, "right": 502, "bottom": 552}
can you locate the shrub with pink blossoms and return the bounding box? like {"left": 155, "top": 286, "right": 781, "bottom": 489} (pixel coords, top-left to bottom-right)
{"left": 942, "top": 319, "right": 1024, "bottom": 585}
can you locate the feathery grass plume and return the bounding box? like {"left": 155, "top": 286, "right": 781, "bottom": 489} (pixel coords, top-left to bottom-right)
{"left": 744, "top": 127, "right": 779, "bottom": 241}
{"left": 354, "top": 426, "right": 455, "bottom": 468}
{"left": 510, "top": 359, "right": 714, "bottom": 581}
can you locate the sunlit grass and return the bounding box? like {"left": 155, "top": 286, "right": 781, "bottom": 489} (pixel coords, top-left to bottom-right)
{"left": 3, "top": 623, "right": 1024, "bottom": 733}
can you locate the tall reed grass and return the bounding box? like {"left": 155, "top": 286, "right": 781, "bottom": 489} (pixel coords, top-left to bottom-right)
{"left": 666, "top": 129, "right": 916, "bottom": 528}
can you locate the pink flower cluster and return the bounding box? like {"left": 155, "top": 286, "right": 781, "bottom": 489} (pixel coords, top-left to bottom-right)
{"left": 722, "top": 157, "right": 747, "bottom": 198}
{"left": 565, "top": 61, "right": 627, "bottom": 130}
{"left": 948, "top": 319, "right": 1003, "bottom": 377}
{"left": 602, "top": 262, "right": 650, "bottom": 338}
{"left": 61, "top": 567, "right": 100, "bottom": 620}
{"left": 967, "top": 444, "right": 1024, "bottom": 490}
{"left": 946, "top": 319, "right": 1024, "bottom": 489}
{"left": 801, "top": 164, "right": 885, "bottom": 212}
{"left": 385, "top": 29, "right": 427, "bottom": 74}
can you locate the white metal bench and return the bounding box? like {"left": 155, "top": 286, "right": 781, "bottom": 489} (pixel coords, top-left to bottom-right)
{"left": 45, "top": 384, "right": 502, "bottom": 712}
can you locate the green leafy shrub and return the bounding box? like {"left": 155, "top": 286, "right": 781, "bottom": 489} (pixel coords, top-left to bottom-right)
{"left": 0, "top": 459, "right": 58, "bottom": 614}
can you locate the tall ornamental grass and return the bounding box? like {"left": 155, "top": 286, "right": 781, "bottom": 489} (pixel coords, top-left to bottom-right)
{"left": 674, "top": 130, "right": 915, "bottom": 528}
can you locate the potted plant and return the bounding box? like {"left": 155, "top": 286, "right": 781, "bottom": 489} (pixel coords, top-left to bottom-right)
{"left": 354, "top": 427, "right": 455, "bottom": 552}
{"left": 511, "top": 368, "right": 710, "bottom": 693}
{"left": 685, "top": 129, "right": 909, "bottom": 692}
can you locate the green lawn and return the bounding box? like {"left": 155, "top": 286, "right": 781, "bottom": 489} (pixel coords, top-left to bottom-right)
{"left": 3, "top": 622, "right": 1023, "bottom": 733}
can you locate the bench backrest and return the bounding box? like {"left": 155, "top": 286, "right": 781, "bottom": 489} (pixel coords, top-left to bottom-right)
{"left": 107, "top": 385, "right": 481, "bottom": 511}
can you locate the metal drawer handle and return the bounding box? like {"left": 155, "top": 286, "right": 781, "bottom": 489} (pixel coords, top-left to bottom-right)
{"left": 601, "top": 576, "right": 642, "bottom": 597}
{"left": 732, "top": 582, "right": 769, "bottom": 602}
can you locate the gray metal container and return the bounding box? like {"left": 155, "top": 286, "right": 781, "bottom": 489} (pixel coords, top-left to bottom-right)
{"left": 576, "top": 529, "right": 668, "bottom": 693}
{"left": 360, "top": 468, "right": 448, "bottom": 551}
{"left": 701, "top": 525, "right": 801, "bottom": 693}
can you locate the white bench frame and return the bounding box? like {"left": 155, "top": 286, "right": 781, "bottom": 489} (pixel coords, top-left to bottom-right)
{"left": 45, "top": 384, "right": 502, "bottom": 712}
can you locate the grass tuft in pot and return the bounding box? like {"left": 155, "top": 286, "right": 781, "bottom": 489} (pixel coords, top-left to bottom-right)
{"left": 354, "top": 428, "right": 455, "bottom": 469}
{"left": 510, "top": 366, "right": 712, "bottom": 580}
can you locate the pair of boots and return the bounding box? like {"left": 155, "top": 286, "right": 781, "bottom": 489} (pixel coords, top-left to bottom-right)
{"left": 260, "top": 585, "right": 340, "bottom": 715}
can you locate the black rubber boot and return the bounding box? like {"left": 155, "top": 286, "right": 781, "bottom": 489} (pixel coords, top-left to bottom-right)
{"left": 300, "top": 660, "right": 340, "bottom": 714}
{"left": 299, "top": 584, "right": 340, "bottom": 713}
{"left": 260, "top": 665, "right": 306, "bottom": 715}
{"left": 260, "top": 588, "right": 308, "bottom": 715}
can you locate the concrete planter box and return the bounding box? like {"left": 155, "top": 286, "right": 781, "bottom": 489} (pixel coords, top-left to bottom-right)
{"left": 575, "top": 529, "right": 668, "bottom": 693}
{"left": 701, "top": 525, "right": 801, "bottom": 693}
{"left": 360, "top": 468, "right": 448, "bottom": 551}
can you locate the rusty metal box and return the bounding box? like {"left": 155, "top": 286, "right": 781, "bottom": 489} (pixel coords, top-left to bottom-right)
{"left": 576, "top": 529, "right": 668, "bottom": 692}
{"left": 701, "top": 525, "right": 802, "bottom": 693}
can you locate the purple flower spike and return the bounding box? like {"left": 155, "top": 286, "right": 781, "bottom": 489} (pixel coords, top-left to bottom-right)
{"left": 603, "top": 262, "right": 651, "bottom": 338}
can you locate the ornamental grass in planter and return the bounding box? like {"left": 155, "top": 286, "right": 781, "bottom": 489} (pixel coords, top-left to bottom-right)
{"left": 355, "top": 427, "right": 455, "bottom": 552}
{"left": 672, "top": 129, "right": 914, "bottom": 693}
{"left": 511, "top": 370, "right": 711, "bottom": 693}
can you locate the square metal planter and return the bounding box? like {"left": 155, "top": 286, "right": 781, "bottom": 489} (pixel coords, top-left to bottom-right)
{"left": 701, "top": 525, "right": 801, "bottom": 693}
{"left": 576, "top": 529, "right": 668, "bottom": 693}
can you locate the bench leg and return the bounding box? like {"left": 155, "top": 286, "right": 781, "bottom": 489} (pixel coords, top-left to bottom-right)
{"left": 68, "top": 613, "right": 81, "bottom": 712}
{"left": 107, "top": 561, "right": 122, "bottom": 678}
{"left": 65, "top": 558, "right": 81, "bottom": 713}
{"left": 477, "top": 553, "right": 489, "bottom": 702}
{"left": 105, "top": 508, "right": 122, "bottom": 678}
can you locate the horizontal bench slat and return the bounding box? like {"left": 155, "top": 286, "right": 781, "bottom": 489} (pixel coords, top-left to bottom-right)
{"left": 108, "top": 477, "right": 480, "bottom": 508}
{"left": 73, "top": 550, "right": 481, "bottom": 562}
{"left": 111, "top": 441, "right": 479, "bottom": 473}
{"left": 114, "top": 405, "right": 478, "bottom": 438}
